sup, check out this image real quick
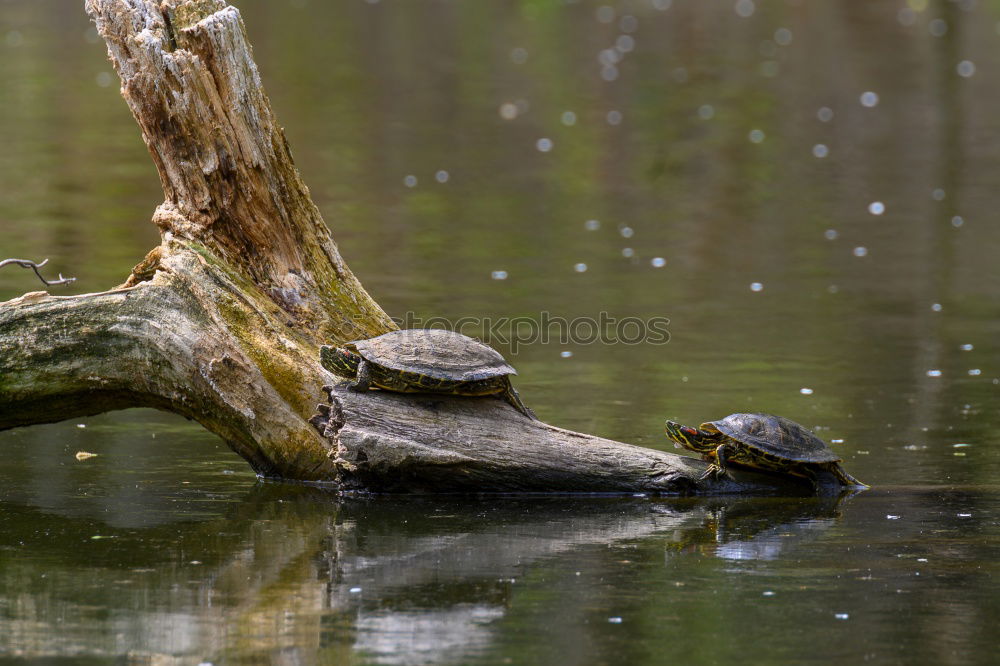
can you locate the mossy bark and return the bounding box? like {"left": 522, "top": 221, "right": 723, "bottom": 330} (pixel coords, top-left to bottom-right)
{"left": 1, "top": 0, "right": 390, "bottom": 480}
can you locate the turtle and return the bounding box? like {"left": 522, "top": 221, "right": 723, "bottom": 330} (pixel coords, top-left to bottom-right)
{"left": 664, "top": 413, "right": 867, "bottom": 489}
{"left": 320, "top": 329, "right": 536, "bottom": 420}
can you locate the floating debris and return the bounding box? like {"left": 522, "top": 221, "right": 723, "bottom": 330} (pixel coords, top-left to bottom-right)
{"left": 931, "top": 303, "right": 942, "bottom": 312}
{"left": 860, "top": 91, "right": 879, "bottom": 107}
{"left": 536, "top": 138, "right": 554, "bottom": 152}
{"left": 734, "top": 0, "right": 755, "bottom": 18}
{"left": 435, "top": 170, "right": 449, "bottom": 183}
{"left": 560, "top": 351, "right": 573, "bottom": 358}
{"left": 585, "top": 219, "right": 601, "bottom": 231}
{"left": 929, "top": 19, "right": 948, "bottom": 37}
{"left": 968, "top": 369, "right": 981, "bottom": 376}
{"left": 403, "top": 175, "right": 417, "bottom": 188}
{"left": 926, "top": 369, "right": 942, "bottom": 377}
{"left": 868, "top": 201, "right": 885, "bottom": 215}
{"left": 622, "top": 248, "right": 634, "bottom": 258}
{"left": 853, "top": 246, "right": 868, "bottom": 257}
{"left": 817, "top": 107, "right": 834, "bottom": 122}
{"left": 813, "top": 144, "right": 829, "bottom": 158}
{"left": 599, "top": 49, "right": 621, "bottom": 66}
{"left": 491, "top": 271, "right": 508, "bottom": 280}
{"left": 75, "top": 451, "right": 98, "bottom": 461}
{"left": 834, "top": 613, "right": 849, "bottom": 620}
{"left": 748, "top": 129, "right": 765, "bottom": 143}
{"left": 824, "top": 229, "right": 839, "bottom": 240}
{"left": 562, "top": 111, "right": 577, "bottom": 126}
{"left": 574, "top": 263, "right": 588, "bottom": 273}
{"left": 698, "top": 104, "right": 715, "bottom": 120}
{"left": 957, "top": 60, "right": 975, "bottom": 77}
{"left": 620, "top": 226, "right": 634, "bottom": 239}
{"left": 608, "top": 616, "right": 623, "bottom": 624}
{"left": 932, "top": 188, "right": 946, "bottom": 200}
{"left": 750, "top": 282, "right": 763, "bottom": 292}
{"left": 800, "top": 388, "right": 814, "bottom": 395}
{"left": 499, "top": 103, "right": 519, "bottom": 120}
{"left": 898, "top": 7, "right": 917, "bottom": 26}
{"left": 951, "top": 216, "right": 964, "bottom": 228}
{"left": 651, "top": 257, "right": 666, "bottom": 268}
{"left": 607, "top": 110, "right": 623, "bottom": 125}
{"left": 774, "top": 28, "right": 792, "bottom": 46}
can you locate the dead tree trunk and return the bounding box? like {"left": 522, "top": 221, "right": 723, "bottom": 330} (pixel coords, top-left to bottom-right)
{"left": 0, "top": 0, "right": 800, "bottom": 494}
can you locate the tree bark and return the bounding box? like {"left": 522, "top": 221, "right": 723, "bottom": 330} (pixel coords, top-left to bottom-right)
{"left": 0, "top": 0, "right": 803, "bottom": 494}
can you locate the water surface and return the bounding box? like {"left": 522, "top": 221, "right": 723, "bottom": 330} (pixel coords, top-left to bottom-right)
{"left": 2, "top": 0, "right": 999, "bottom": 663}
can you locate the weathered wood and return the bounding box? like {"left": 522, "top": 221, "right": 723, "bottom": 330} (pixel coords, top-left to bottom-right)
{"left": 86, "top": 0, "right": 394, "bottom": 343}
{"left": 0, "top": 0, "right": 811, "bottom": 494}
{"left": 0, "top": 258, "right": 76, "bottom": 286}
{"left": 0, "top": 250, "right": 336, "bottom": 478}
{"left": 309, "top": 385, "right": 809, "bottom": 494}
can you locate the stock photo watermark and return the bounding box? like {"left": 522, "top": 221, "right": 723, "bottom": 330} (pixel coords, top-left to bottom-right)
{"left": 374, "top": 312, "right": 671, "bottom": 354}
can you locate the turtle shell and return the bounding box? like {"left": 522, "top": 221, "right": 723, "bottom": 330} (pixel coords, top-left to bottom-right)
{"left": 704, "top": 413, "right": 841, "bottom": 464}
{"left": 350, "top": 329, "right": 516, "bottom": 383}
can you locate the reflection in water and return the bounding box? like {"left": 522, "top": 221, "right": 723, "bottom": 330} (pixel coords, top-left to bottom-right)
{"left": 660, "top": 496, "right": 846, "bottom": 562}
{"left": 1, "top": 484, "right": 998, "bottom": 664}
{"left": 0, "top": 486, "right": 705, "bottom": 661}
{"left": 354, "top": 606, "right": 505, "bottom": 666}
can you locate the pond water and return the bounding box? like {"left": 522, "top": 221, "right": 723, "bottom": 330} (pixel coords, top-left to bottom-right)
{"left": 2, "top": 0, "right": 1000, "bottom": 663}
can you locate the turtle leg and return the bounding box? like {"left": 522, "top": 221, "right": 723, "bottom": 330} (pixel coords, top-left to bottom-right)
{"left": 701, "top": 443, "right": 735, "bottom": 482}
{"left": 828, "top": 463, "right": 869, "bottom": 489}
{"left": 799, "top": 465, "right": 868, "bottom": 493}
{"left": 348, "top": 359, "right": 374, "bottom": 392}
{"left": 501, "top": 383, "right": 538, "bottom": 421}
{"left": 799, "top": 466, "right": 824, "bottom": 491}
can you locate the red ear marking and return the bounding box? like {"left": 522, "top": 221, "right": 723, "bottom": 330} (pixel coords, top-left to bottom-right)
{"left": 681, "top": 426, "right": 697, "bottom": 436}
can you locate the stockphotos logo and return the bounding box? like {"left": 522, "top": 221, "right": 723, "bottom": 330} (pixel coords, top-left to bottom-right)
{"left": 383, "top": 312, "right": 670, "bottom": 354}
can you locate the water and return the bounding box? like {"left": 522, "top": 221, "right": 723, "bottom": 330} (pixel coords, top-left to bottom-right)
{"left": 2, "top": 0, "right": 1000, "bottom": 663}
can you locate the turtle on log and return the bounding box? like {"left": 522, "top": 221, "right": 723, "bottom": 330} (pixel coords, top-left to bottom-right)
{"left": 665, "top": 413, "right": 867, "bottom": 489}
{"left": 321, "top": 329, "right": 536, "bottom": 420}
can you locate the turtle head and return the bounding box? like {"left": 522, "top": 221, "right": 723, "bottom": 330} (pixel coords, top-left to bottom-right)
{"left": 320, "top": 345, "right": 361, "bottom": 378}
{"left": 664, "top": 420, "right": 717, "bottom": 453}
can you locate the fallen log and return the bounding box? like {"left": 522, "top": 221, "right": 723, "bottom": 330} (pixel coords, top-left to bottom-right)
{"left": 0, "top": 0, "right": 807, "bottom": 495}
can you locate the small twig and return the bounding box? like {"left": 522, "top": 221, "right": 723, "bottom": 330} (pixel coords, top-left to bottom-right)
{"left": 0, "top": 258, "right": 77, "bottom": 286}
